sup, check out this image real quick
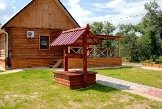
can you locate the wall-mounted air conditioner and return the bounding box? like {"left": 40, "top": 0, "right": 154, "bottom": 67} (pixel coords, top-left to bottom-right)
{"left": 27, "top": 31, "right": 34, "bottom": 38}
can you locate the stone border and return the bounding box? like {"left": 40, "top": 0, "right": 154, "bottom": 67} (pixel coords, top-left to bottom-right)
{"left": 143, "top": 63, "right": 162, "bottom": 68}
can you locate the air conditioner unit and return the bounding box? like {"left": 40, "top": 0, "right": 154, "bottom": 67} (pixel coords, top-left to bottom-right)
{"left": 27, "top": 31, "right": 34, "bottom": 38}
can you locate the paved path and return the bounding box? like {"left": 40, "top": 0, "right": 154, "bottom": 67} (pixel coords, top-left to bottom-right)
{"left": 1, "top": 65, "right": 162, "bottom": 102}
{"left": 96, "top": 74, "right": 162, "bottom": 102}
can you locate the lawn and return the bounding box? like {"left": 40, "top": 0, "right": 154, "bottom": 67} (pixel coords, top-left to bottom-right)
{"left": 0, "top": 70, "right": 162, "bottom": 109}
{"left": 92, "top": 66, "right": 162, "bottom": 89}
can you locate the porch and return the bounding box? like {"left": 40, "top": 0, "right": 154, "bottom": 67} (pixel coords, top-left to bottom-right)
{"left": 68, "top": 47, "right": 122, "bottom": 68}
{"left": 67, "top": 34, "right": 124, "bottom": 68}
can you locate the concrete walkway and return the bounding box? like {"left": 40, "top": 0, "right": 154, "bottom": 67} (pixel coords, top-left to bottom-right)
{"left": 96, "top": 74, "right": 162, "bottom": 102}
{"left": 0, "top": 65, "right": 162, "bottom": 102}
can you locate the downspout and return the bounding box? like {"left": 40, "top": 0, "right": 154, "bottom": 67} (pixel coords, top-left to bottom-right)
{"left": 4, "top": 32, "right": 8, "bottom": 59}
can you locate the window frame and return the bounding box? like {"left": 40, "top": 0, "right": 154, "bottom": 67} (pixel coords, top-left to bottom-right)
{"left": 39, "top": 35, "right": 50, "bottom": 50}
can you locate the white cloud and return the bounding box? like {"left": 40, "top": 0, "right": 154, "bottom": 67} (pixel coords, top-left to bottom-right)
{"left": 0, "top": 3, "right": 5, "bottom": 10}
{"left": 0, "top": 0, "right": 16, "bottom": 23}
{"left": 68, "top": 0, "right": 162, "bottom": 26}
{"left": 1, "top": 0, "right": 162, "bottom": 27}
{"left": 67, "top": 0, "right": 93, "bottom": 26}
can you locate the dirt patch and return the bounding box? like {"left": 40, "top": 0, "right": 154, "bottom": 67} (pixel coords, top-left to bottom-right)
{"left": 125, "top": 102, "right": 152, "bottom": 109}
{"left": 68, "top": 101, "right": 81, "bottom": 109}
{"left": 111, "top": 94, "right": 133, "bottom": 102}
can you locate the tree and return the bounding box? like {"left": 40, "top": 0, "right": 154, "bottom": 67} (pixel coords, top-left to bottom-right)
{"left": 116, "top": 24, "right": 140, "bottom": 62}
{"left": 90, "top": 21, "right": 116, "bottom": 35}
{"left": 90, "top": 22, "right": 104, "bottom": 34}
{"left": 138, "top": 35, "right": 151, "bottom": 61}
{"left": 138, "top": 1, "right": 162, "bottom": 62}
{"left": 90, "top": 21, "right": 116, "bottom": 48}
{"left": 102, "top": 21, "right": 116, "bottom": 35}
{"left": 102, "top": 21, "right": 116, "bottom": 48}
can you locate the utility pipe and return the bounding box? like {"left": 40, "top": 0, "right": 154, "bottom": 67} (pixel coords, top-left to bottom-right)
{"left": 4, "top": 32, "right": 8, "bottom": 58}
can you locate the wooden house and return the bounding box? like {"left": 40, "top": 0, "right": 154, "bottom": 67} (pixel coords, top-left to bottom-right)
{"left": 0, "top": 0, "right": 79, "bottom": 69}
{"left": 0, "top": 0, "right": 123, "bottom": 70}
{"left": 0, "top": 30, "right": 6, "bottom": 70}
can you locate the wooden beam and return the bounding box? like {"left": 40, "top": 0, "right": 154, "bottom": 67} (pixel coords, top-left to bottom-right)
{"left": 73, "top": 42, "right": 98, "bottom": 46}
{"left": 65, "top": 54, "right": 82, "bottom": 58}
{"left": 95, "top": 35, "right": 124, "bottom": 40}
{"left": 93, "top": 45, "right": 96, "bottom": 58}
{"left": 82, "top": 34, "right": 87, "bottom": 88}
{"left": 118, "top": 39, "right": 120, "bottom": 57}
{"left": 64, "top": 46, "right": 68, "bottom": 71}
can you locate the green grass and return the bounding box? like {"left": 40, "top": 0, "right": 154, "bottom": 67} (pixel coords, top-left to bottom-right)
{"left": 0, "top": 70, "right": 4, "bottom": 72}
{"left": 0, "top": 70, "right": 162, "bottom": 109}
{"left": 93, "top": 66, "right": 162, "bottom": 89}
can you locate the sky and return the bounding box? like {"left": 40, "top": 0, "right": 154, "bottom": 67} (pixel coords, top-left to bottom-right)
{"left": 0, "top": 0, "right": 162, "bottom": 27}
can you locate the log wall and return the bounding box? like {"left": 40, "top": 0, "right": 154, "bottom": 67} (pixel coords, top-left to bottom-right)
{"left": 0, "top": 59, "right": 5, "bottom": 70}
{"left": 7, "top": 28, "right": 63, "bottom": 69}
{"left": 68, "top": 57, "right": 122, "bottom": 68}
{"left": 0, "top": 33, "right": 6, "bottom": 70}
{"left": 4, "top": 0, "right": 76, "bottom": 30}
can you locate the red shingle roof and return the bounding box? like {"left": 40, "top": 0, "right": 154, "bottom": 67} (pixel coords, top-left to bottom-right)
{"left": 50, "top": 25, "right": 99, "bottom": 46}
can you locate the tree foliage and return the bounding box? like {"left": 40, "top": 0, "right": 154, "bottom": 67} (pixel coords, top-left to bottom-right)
{"left": 138, "top": 1, "right": 162, "bottom": 61}
{"left": 90, "top": 1, "right": 162, "bottom": 62}
{"left": 90, "top": 21, "right": 116, "bottom": 48}
{"left": 116, "top": 24, "right": 140, "bottom": 62}
{"left": 90, "top": 22, "right": 104, "bottom": 34}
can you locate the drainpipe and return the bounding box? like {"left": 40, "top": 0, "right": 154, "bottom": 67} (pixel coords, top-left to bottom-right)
{"left": 4, "top": 32, "right": 8, "bottom": 59}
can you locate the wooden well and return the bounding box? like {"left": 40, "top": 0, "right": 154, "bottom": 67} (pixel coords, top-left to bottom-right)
{"left": 54, "top": 70, "right": 96, "bottom": 89}
{"left": 51, "top": 24, "right": 99, "bottom": 89}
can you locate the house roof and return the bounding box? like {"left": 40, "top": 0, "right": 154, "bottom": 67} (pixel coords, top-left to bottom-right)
{"left": 50, "top": 24, "right": 99, "bottom": 46}
{"left": 2, "top": 0, "right": 80, "bottom": 28}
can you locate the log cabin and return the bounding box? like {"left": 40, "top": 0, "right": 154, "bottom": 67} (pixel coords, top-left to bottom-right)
{"left": 0, "top": 0, "right": 79, "bottom": 70}
{"left": 0, "top": 0, "right": 124, "bottom": 70}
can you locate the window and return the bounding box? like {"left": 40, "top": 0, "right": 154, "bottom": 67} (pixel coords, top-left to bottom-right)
{"left": 39, "top": 36, "right": 50, "bottom": 49}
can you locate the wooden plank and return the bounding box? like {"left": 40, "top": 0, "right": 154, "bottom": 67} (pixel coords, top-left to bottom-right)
{"left": 65, "top": 54, "right": 82, "bottom": 58}
{"left": 0, "top": 34, "right": 6, "bottom": 64}
{"left": 53, "top": 59, "right": 63, "bottom": 68}
{"left": 68, "top": 58, "right": 122, "bottom": 68}
{"left": 0, "top": 59, "right": 6, "bottom": 70}
{"left": 11, "top": 58, "right": 55, "bottom": 69}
